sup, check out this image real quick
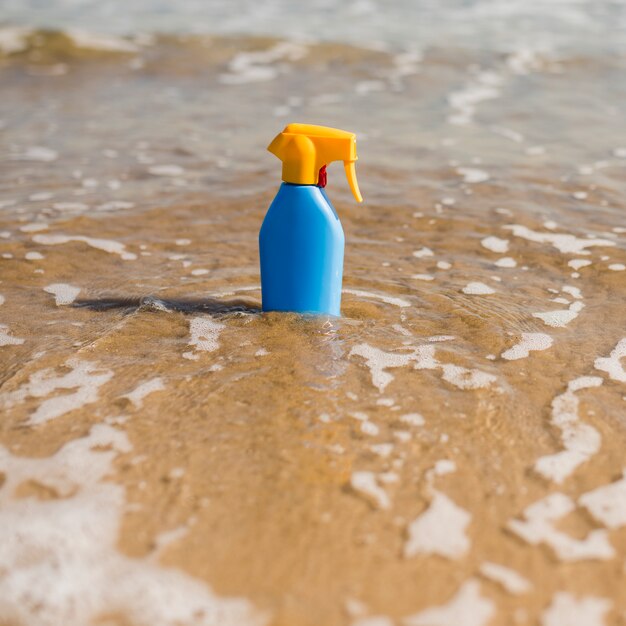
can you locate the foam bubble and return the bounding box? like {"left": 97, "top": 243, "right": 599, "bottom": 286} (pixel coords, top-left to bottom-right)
{"left": 494, "top": 257, "right": 517, "bottom": 268}
{"left": 0, "top": 324, "right": 25, "bottom": 347}
{"left": 501, "top": 333, "right": 553, "bottom": 360}
{"left": 0, "top": 26, "right": 31, "bottom": 54}
{"left": 594, "top": 338, "right": 626, "bottom": 382}
{"left": 568, "top": 259, "right": 591, "bottom": 270}
{"left": 579, "top": 470, "right": 626, "bottom": 529}
{"left": 122, "top": 377, "right": 165, "bottom": 408}
{"left": 481, "top": 236, "right": 509, "bottom": 253}
{"left": 412, "top": 247, "right": 434, "bottom": 258}
{"left": 456, "top": 167, "right": 490, "bottom": 183}
{"left": 504, "top": 224, "right": 615, "bottom": 255}
{"left": 404, "top": 491, "right": 470, "bottom": 559}
{"left": 350, "top": 471, "right": 391, "bottom": 510}
{"left": 541, "top": 593, "right": 611, "bottom": 626}
{"left": 534, "top": 376, "right": 603, "bottom": 484}
{"left": 509, "top": 493, "right": 613, "bottom": 561}
{"left": 20, "top": 222, "right": 49, "bottom": 233}
{"left": 148, "top": 164, "right": 185, "bottom": 177}
{"left": 219, "top": 42, "right": 307, "bottom": 85}
{"left": 11, "top": 146, "right": 58, "bottom": 162}
{"left": 44, "top": 283, "right": 81, "bottom": 306}
{"left": 350, "top": 343, "right": 497, "bottom": 392}
{"left": 533, "top": 301, "right": 584, "bottom": 327}
{"left": 66, "top": 29, "right": 140, "bottom": 52}
{"left": 183, "top": 317, "right": 225, "bottom": 360}
{"left": 479, "top": 562, "right": 531, "bottom": 595}
{"left": 448, "top": 71, "right": 502, "bottom": 126}
{"left": 33, "top": 234, "right": 137, "bottom": 260}
{"left": 399, "top": 413, "right": 425, "bottom": 426}
{"left": 343, "top": 289, "right": 411, "bottom": 308}
{"left": 462, "top": 282, "right": 496, "bottom": 295}
{"left": 432, "top": 460, "right": 456, "bottom": 476}
{"left": 1, "top": 359, "right": 113, "bottom": 426}
{"left": 25, "top": 251, "right": 45, "bottom": 260}
{"left": 404, "top": 579, "right": 494, "bottom": 626}
{"left": 608, "top": 263, "right": 625, "bottom": 271}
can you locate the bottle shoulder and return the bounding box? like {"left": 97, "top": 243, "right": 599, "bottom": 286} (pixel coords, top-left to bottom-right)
{"left": 269, "top": 184, "right": 339, "bottom": 218}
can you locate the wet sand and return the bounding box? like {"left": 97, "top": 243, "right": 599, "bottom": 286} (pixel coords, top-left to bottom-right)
{"left": 1, "top": 31, "right": 626, "bottom": 626}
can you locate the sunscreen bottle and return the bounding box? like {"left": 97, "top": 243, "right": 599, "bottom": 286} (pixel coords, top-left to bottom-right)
{"left": 259, "top": 123, "right": 362, "bottom": 316}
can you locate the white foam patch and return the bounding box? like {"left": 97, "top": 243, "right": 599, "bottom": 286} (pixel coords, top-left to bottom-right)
{"left": 412, "top": 274, "right": 434, "bottom": 281}
{"left": 501, "top": 333, "right": 553, "bottom": 360}
{"left": 490, "top": 126, "right": 524, "bottom": 143}
{"left": 481, "top": 236, "right": 509, "bottom": 253}
{"left": 219, "top": 42, "right": 307, "bottom": 85}
{"left": 53, "top": 202, "right": 89, "bottom": 212}
{"left": 456, "top": 167, "right": 490, "bottom": 183}
{"left": 400, "top": 413, "right": 425, "bottom": 426}
{"left": 462, "top": 282, "right": 496, "bottom": 295}
{"left": 183, "top": 317, "right": 225, "bottom": 360}
{"left": 479, "top": 562, "right": 531, "bottom": 595}
{"left": 412, "top": 247, "right": 434, "bottom": 258}
{"left": 541, "top": 592, "right": 611, "bottom": 626}
{"left": 594, "top": 338, "right": 626, "bottom": 383}
{"left": 579, "top": 470, "right": 626, "bottom": 529}
{"left": 350, "top": 345, "right": 416, "bottom": 392}
{"left": 504, "top": 224, "right": 615, "bottom": 255}
{"left": 568, "top": 259, "right": 591, "bottom": 270}
{"left": 351, "top": 471, "right": 391, "bottom": 510}
{"left": 608, "top": 263, "right": 625, "bottom": 271}
{"left": 369, "top": 443, "right": 393, "bottom": 458}
{"left": 33, "top": 234, "right": 137, "bottom": 260}
{"left": 533, "top": 301, "right": 584, "bottom": 327}
{"left": 66, "top": 29, "right": 140, "bottom": 52}
{"left": 447, "top": 70, "right": 502, "bottom": 126}
{"left": 43, "top": 283, "right": 81, "bottom": 306}
{"left": 0, "top": 359, "right": 113, "bottom": 426}
{"left": 0, "top": 324, "right": 25, "bottom": 347}
{"left": 404, "top": 491, "right": 471, "bottom": 559}
{"left": 122, "top": 377, "right": 165, "bottom": 408}
{"left": 20, "top": 222, "right": 49, "bottom": 232}
{"left": 11, "top": 146, "right": 58, "bottom": 162}
{"left": 432, "top": 460, "right": 456, "bottom": 476}
{"left": 0, "top": 425, "right": 266, "bottom": 626}
{"left": 562, "top": 285, "right": 582, "bottom": 300}
{"left": 494, "top": 257, "right": 517, "bottom": 268}
{"left": 508, "top": 493, "right": 613, "bottom": 561}
{"left": 0, "top": 26, "right": 32, "bottom": 54}
{"left": 403, "top": 579, "right": 494, "bottom": 626}
{"left": 98, "top": 200, "right": 135, "bottom": 211}
{"left": 25, "top": 251, "right": 45, "bottom": 260}
{"left": 350, "top": 343, "right": 497, "bottom": 393}
{"left": 343, "top": 289, "right": 411, "bottom": 307}
{"left": 148, "top": 164, "right": 185, "bottom": 177}
{"left": 534, "top": 376, "right": 603, "bottom": 484}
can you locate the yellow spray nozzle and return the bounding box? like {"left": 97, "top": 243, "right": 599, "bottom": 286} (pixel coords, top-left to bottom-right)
{"left": 268, "top": 123, "right": 363, "bottom": 203}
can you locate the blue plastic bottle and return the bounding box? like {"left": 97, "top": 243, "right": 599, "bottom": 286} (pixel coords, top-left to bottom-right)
{"left": 259, "top": 124, "right": 362, "bottom": 316}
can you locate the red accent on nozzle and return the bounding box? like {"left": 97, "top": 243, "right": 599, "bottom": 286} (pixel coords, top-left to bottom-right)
{"left": 317, "top": 165, "right": 327, "bottom": 188}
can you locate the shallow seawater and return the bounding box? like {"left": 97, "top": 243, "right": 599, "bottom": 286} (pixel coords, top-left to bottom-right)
{"left": 0, "top": 24, "right": 626, "bottom": 626}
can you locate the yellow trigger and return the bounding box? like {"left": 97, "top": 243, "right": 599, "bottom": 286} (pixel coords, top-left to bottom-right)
{"left": 268, "top": 123, "right": 363, "bottom": 204}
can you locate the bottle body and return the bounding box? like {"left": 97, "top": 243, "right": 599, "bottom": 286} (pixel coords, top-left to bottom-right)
{"left": 259, "top": 183, "right": 345, "bottom": 316}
